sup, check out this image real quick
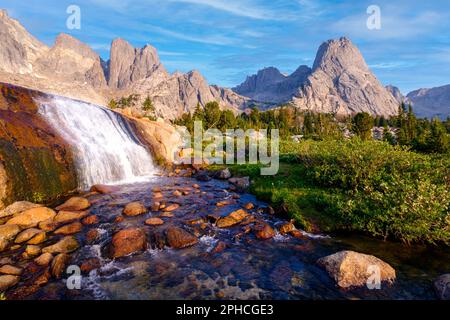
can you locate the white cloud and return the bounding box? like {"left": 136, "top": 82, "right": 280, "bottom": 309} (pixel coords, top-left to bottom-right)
{"left": 146, "top": 25, "right": 236, "bottom": 45}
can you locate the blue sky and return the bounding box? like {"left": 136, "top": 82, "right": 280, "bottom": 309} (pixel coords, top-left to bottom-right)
{"left": 1, "top": 0, "right": 450, "bottom": 93}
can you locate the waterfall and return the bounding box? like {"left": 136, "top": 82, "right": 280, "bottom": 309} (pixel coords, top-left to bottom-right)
{"left": 37, "top": 96, "right": 156, "bottom": 190}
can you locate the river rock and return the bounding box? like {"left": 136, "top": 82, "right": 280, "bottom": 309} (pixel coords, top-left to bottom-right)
{"left": 434, "top": 274, "right": 450, "bottom": 300}
{"left": 90, "top": 184, "right": 120, "bottom": 194}
{"left": 6, "top": 207, "right": 56, "bottom": 228}
{"left": 54, "top": 222, "right": 83, "bottom": 235}
{"left": 27, "top": 231, "right": 47, "bottom": 245}
{"left": 215, "top": 168, "right": 231, "bottom": 179}
{"left": 82, "top": 215, "right": 99, "bottom": 225}
{"left": 216, "top": 200, "right": 234, "bottom": 207}
{"left": 166, "top": 226, "right": 198, "bottom": 249}
{"left": 56, "top": 197, "right": 90, "bottom": 211}
{"left": 54, "top": 210, "right": 89, "bottom": 224}
{"left": 195, "top": 171, "right": 211, "bottom": 182}
{"left": 159, "top": 212, "right": 175, "bottom": 218}
{"left": 173, "top": 190, "right": 182, "bottom": 197}
{"left": 163, "top": 203, "right": 180, "bottom": 212}
{"left": 51, "top": 253, "right": 69, "bottom": 279}
{"left": 25, "top": 245, "right": 42, "bottom": 257}
{"left": 0, "top": 224, "right": 21, "bottom": 243}
{"left": 151, "top": 202, "right": 161, "bottom": 212}
{"left": 86, "top": 229, "right": 100, "bottom": 244}
{"left": 0, "top": 264, "right": 23, "bottom": 276}
{"left": 34, "top": 253, "right": 53, "bottom": 266}
{"left": 228, "top": 177, "right": 250, "bottom": 191}
{"left": 123, "top": 202, "right": 147, "bottom": 216}
{"left": 43, "top": 236, "right": 79, "bottom": 254}
{"left": 317, "top": 250, "right": 396, "bottom": 289}
{"left": 81, "top": 258, "right": 101, "bottom": 274}
{"left": 14, "top": 228, "right": 42, "bottom": 243}
{"left": 0, "top": 201, "right": 43, "bottom": 219}
{"left": 279, "top": 222, "right": 296, "bottom": 235}
{"left": 253, "top": 223, "right": 276, "bottom": 240}
{"left": 111, "top": 228, "right": 147, "bottom": 258}
{"left": 216, "top": 209, "right": 249, "bottom": 228}
{"left": 0, "top": 275, "right": 19, "bottom": 291}
{"left": 211, "top": 241, "right": 227, "bottom": 254}
{"left": 145, "top": 218, "right": 164, "bottom": 226}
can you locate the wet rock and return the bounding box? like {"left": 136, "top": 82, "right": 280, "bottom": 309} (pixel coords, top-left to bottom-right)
{"left": 123, "top": 202, "right": 147, "bottom": 216}
{"left": 163, "top": 203, "right": 180, "bottom": 212}
{"left": 54, "top": 210, "right": 89, "bottom": 224}
{"left": 186, "top": 218, "right": 204, "bottom": 225}
{"left": 317, "top": 250, "right": 396, "bottom": 289}
{"left": 211, "top": 241, "right": 227, "bottom": 254}
{"left": 51, "top": 253, "right": 69, "bottom": 279}
{"left": 152, "top": 187, "right": 161, "bottom": 193}
{"left": 151, "top": 202, "right": 160, "bottom": 212}
{"left": 290, "top": 229, "right": 306, "bottom": 240}
{"left": 159, "top": 212, "right": 175, "bottom": 218}
{"left": 0, "top": 201, "right": 43, "bottom": 219}
{"left": 279, "top": 222, "right": 295, "bottom": 235}
{"left": 153, "top": 192, "right": 164, "bottom": 199}
{"left": 228, "top": 177, "right": 250, "bottom": 191}
{"left": 0, "top": 224, "right": 21, "bottom": 245}
{"left": 215, "top": 168, "right": 231, "bottom": 180}
{"left": 243, "top": 202, "right": 255, "bottom": 210}
{"left": 173, "top": 190, "right": 182, "bottom": 197}
{"left": 0, "top": 257, "right": 13, "bottom": 265}
{"left": 90, "top": 184, "right": 120, "bottom": 194}
{"left": 253, "top": 223, "right": 276, "bottom": 240}
{"left": 0, "top": 265, "right": 23, "bottom": 276}
{"left": 145, "top": 218, "right": 164, "bottom": 226}
{"left": 14, "top": 228, "right": 42, "bottom": 243}
{"left": 82, "top": 215, "right": 99, "bottom": 225}
{"left": 43, "top": 236, "right": 79, "bottom": 254}
{"left": 0, "top": 275, "right": 19, "bottom": 291}
{"left": 114, "top": 216, "right": 125, "bottom": 223}
{"left": 6, "top": 207, "right": 56, "bottom": 228}
{"left": 166, "top": 226, "right": 198, "bottom": 249}
{"left": 434, "top": 274, "right": 450, "bottom": 300}
{"left": 192, "top": 184, "right": 200, "bottom": 189}
{"left": 34, "top": 253, "right": 53, "bottom": 266}
{"left": 54, "top": 222, "right": 83, "bottom": 235}
{"left": 111, "top": 228, "right": 147, "bottom": 258}
{"left": 216, "top": 209, "right": 249, "bottom": 228}
{"left": 38, "top": 219, "right": 60, "bottom": 232}
{"left": 0, "top": 239, "right": 8, "bottom": 252}
{"left": 27, "top": 231, "right": 47, "bottom": 245}
{"left": 24, "top": 245, "right": 41, "bottom": 257}
{"left": 56, "top": 197, "right": 90, "bottom": 211}
{"left": 86, "top": 228, "right": 100, "bottom": 244}
{"left": 196, "top": 171, "right": 211, "bottom": 182}
{"left": 216, "top": 200, "right": 234, "bottom": 207}
{"left": 81, "top": 258, "right": 101, "bottom": 274}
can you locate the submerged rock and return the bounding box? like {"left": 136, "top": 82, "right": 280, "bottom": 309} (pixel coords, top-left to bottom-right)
{"left": 253, "top": 223, "right": 276, "bottom": 240}
{"left": 123, "top": 202, "right": 147, "bottom": 216}
{"left": 56, "top": 197, "right": 90, "bottom": 211}
{"left": 111, "top": 228, "right": 147, "bottom": 258}
{"left": 317, "top": 250, "right": 396, "bottom": 289}
{"left": 166, "top": 226, "right": 198, "bottom": 249}
{"left": 434, "top": 274, "right": 450, "bottom": 300}
{"left": 6, "top": 207, "right": 56, "bottom": 228}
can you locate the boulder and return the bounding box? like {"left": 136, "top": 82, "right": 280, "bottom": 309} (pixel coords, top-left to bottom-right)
{"left": 253, "top": 223, "right": 276, "bottom": 240}
{"left": 54, "top": 210, "right": 89, "bottom": 224}
{"left": 195, "top": 171, "right": 212, "bottom": 182}
{"left": 434, "top": 274, "right": 450, "bottom": 300}
{"left": 123, "top": 202, "right": 147, "bottom": 216}
{"left": 215, "top": 168, "right": 231, "bottom": 180}
{"left": 42, "top": 236, "right": 79, "bottom": 254}
{"left": 228, "top": 177, "right": 250, "bottom": 191}
{"left": 56, "top": 197, "right": 90, "bottom": 211}
{"left": 317, "top": 250, "right": 396, "bottom": 289}
{"left": 0, "top": 201, "right": 43, "bottom": 219}
{"left": 0, "top": 224, "right": 21, "bottom": 242}
{"left": 14, "top": 228, "right": 43, "bottom": 243}
{"left": 145, "top": 218, "right": 165, "bottom": 226}
{"left": 216, "top": 209, "right": 249, "bottom": 228}
{"left": 0, "top": 264, "right": 23, "bottom": 276}
{"left": 54, "top": 222, "right": 83, "bottom": 235}
{"left": 90, "top": 184, "right": 120, "bottom": 194}
{"left": 0, "top": 275, "right": 20, "bottom": 292}
{"left": 34, "top": 253, "right": 53, "bottom": 266}
{"left": 51, "top": 253, "right": 69, "bottom": 279}
{"left": 111, "top": 228, "right": 146, "bottom": 258}
{"left": 6, "top": 207, "right": 56, "bottom": 228}
{"left": 166, "top": 226, "right": 198, "bottom": 249}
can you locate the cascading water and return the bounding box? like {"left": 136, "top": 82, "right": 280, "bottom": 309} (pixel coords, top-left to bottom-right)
{"left": 37, "top": 96, "right": 156, "bottom": 189}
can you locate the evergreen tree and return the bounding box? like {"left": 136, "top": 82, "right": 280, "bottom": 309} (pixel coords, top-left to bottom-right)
{"left": 351, "top": 112, "right": 374, "bottom": 140}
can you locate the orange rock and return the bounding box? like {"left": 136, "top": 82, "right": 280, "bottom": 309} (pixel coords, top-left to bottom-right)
{"left": 163, "top": 204, "right": 180, "bottom": 212}
{"left": 166, "top": 226, "right": 198, "bottom": 249}
{"left": 82, "top": 215, "right": 99, "bottom": 225}
{"left": 123, "top": 202, "right": 147, "bottom": 216}
{"left": 243, "top": 202, "right": 255, "bottom": 210}
{"left": 56, "top": 197, "right": 90, "bottom": 211}
{"left": 145, "top": 218, "right": 165, "bottom": 226}
{"left": 111, "top": 228, "right": 146, "bottom": 258}
{"left": 54, "top": 222, "right": 83, "bottom": 235}
{"left": 216, "top": 209, "right": 249, "bottom": 228}
{"left": 253, "top": 223, "right": 276, "bottom": 240}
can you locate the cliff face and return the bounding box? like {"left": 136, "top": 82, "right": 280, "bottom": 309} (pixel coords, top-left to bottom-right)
{"left": 0, "top": 83, "right": 78, "bottom": 208}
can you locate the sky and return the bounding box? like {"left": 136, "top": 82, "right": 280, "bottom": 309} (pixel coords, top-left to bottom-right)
{"left": 1, "top": 0, "right": 450, "bottom": 94}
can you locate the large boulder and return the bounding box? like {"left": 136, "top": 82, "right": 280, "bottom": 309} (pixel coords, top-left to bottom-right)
{"left": 55, "top": 197, "right": 90, "bottom": 211}
{"left": 111, "top": 228, "right": 146, "bottom": 258}
{"left": 317, "top": 250, "right": 396, "bottom": 289}
{"left": 6, "top": 207, "right": 56, "bottom": 228}
{"left": 434, "top": 274, "right": 450, "bottom": 300}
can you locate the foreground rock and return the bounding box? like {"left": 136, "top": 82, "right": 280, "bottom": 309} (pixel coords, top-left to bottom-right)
{"left": 6, "top": 207, "right": 56, "bottom": 228}
{"left": 0, "top": 224, "right": 21, "bottom": 251}
{"left": 317, "top": 251, "right": 396, "bottom": 289}
{"left": 216, "top": 209, "right": 249, "bottom": 228}
{"left": 434, "top": 274, "right": 450, "bottom": 300}
{"left": 0, "top": 275, "right": 20, "bottom": 291}
{"left": 0, "top": 201, "right": 42, "bottom": 219}
{"left": 111, "top": 228, "right": 146, "bottom": 258}
{"left": 253, "top": 223, "right": 276, "bottom": 240}
{"left": 123, "top": 202, "right": 147, "bottom": 216}
{"left": 56, "top": 197, "right": 90, "bottom": 211}
{"left": 166, "top": 226, "right": 198, "bottom": 249}
{"left": 42, "top": 236, "right": 79, "bottom": 254}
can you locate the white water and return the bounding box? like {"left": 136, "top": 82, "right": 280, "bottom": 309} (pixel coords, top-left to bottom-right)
{"left": 37, "top": 96, "right": 156, "bottom": 189}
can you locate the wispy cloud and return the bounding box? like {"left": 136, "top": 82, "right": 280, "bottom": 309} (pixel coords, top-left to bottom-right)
{"left": 145, "top": 25, "right": 237, "bottom": 45}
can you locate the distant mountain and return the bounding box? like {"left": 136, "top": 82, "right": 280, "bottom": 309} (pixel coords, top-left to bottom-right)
{"left": 406, "top": 85, "right": 450, "bottom": 120}
{"left": 0, "top": 9, "right": 249, "bottom": 119}
{"left": 386, "top": 85, "right": 404, "bottom": 105}
{"left": 234, "top": 37, "right": 400, "bottom": 117}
